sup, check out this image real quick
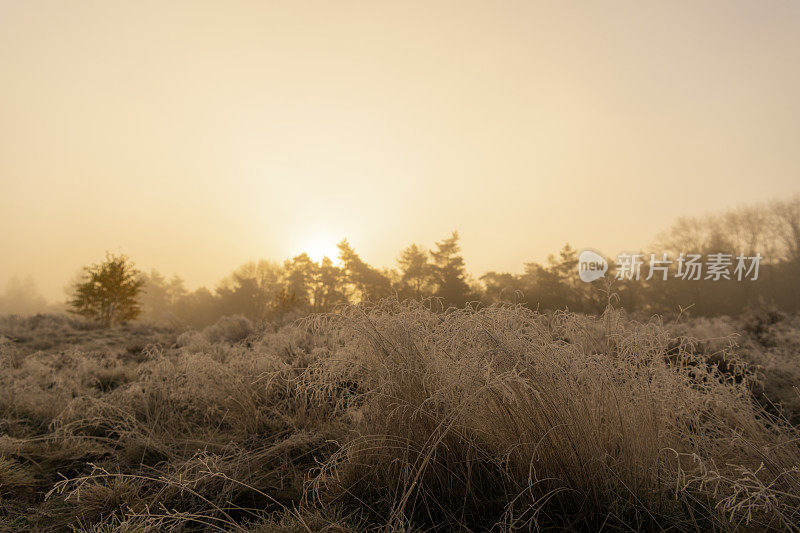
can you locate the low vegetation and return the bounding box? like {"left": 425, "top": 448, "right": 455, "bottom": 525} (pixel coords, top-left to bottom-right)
{"left": 1, "top": 301, "right": 799, "bottom": 531}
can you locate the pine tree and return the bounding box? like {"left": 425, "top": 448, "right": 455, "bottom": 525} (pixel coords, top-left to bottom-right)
{"left": 430, "top": 231, "right": 473, "bottom": 307}
{"left": 338, "top": 239, "right": 392, "bottom": 302}
{"left": 398, "top": 243, "right": 430, "bottom": 298}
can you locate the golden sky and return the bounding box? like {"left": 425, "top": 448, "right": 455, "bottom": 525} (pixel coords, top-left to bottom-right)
{"left": 2, "top": 1, "right": 800, "bottom": 300}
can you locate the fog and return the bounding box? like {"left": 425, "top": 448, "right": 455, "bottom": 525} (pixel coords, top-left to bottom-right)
{"left": 5, "top": 4, "right": 800, "bottom": 529}
{"left": 2, "top": 1, "right": 800, "bottom": 304}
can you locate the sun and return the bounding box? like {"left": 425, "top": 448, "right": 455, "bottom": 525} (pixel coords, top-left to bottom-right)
{"left": 303, "top": 236, "right": 340, "bottom": 264}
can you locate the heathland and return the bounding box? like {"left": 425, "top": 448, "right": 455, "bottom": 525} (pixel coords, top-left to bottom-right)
{"left": 2, "top": 301, "right": 799, "bottom": 531}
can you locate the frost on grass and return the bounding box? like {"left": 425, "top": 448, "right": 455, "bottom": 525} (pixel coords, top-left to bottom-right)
{"left": 1, "top": 302, "right": 799, "bottom": 531}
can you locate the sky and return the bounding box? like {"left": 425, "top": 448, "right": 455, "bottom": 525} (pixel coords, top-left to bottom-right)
{"left": 2, "top": 1, "right": 800, "bottom": 300}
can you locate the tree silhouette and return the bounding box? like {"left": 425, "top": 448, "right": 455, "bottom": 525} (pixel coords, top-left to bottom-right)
{"left": 430, "top": 231, "right": 473, "bottom": 307}
{"left": 337, "top": 239, "right": 392, "bottom": 302}
{"left": 217, "top": 260, "right": 282, "bottom": 319}
{"left": 398, "top": 243, "right": 430, "bottom": 298}
{"left": 271, "top": 286, "right": 301, "bottom": 314}
{"left": 480, "top": 271, "right": 524, "bottom": 304}
{"left": 68, "top": 253, "right": 145, "bottom": 326}
{"left": 283, "top": 253, "right": 317, "bottom": 309}
{"left": 313, "top": 256, "right": 348, "bottom": 311}
{"left": 772, "top": 197, "right": 800, "bottom": 264}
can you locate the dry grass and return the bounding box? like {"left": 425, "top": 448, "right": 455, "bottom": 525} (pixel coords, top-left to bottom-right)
{"left": 301, "top": 301, "right": 800, "bottom": 530}
{"left": 1, "top": 303, "right": 799, "bottom": 531}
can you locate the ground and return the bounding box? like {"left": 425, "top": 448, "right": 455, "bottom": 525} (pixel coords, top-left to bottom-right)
{"left": 1, "top": 303, "right": 799, "bottom": 532}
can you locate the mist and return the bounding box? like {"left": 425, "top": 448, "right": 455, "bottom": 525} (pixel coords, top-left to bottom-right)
{"left": 3, "top": 3, "right": 800, "bottom": 530}
{"left": 3, "top": 1, "right": 800, "bottom": 301}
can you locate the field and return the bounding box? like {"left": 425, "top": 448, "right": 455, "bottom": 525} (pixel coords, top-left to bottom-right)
{"left": 1, "top": 302, "right": 800, "bottom": 532}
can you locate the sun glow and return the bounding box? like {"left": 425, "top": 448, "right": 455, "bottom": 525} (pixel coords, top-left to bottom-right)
{"left": 302, "top": 236, "right": 341, "bottom": 264}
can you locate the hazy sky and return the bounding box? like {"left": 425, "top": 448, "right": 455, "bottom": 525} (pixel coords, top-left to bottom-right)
{"left": 2, "top": 1, "right": 800, "bottom": 300}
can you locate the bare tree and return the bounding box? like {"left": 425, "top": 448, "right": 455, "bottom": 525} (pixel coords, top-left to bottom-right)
{"left": 771, "top": 196, "right": 800, "bottom": 263}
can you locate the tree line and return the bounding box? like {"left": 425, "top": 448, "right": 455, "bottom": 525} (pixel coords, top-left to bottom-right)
{"left": 66, "top": 195, "right": 800, "bottom": 327}
{"left": 479, "top": 195, "right": 800, "bottom": 317}
{"left": 137, "top": 233, "right": 478, "bottom": 326}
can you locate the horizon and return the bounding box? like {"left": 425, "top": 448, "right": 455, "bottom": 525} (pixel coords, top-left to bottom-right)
{"left": 3, "top": 193, "right": 794, "bottom": 305}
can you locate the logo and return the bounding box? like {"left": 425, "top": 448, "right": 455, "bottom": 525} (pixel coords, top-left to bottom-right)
{"left": 578, "top": 249, "right": 608, "bottom": 282}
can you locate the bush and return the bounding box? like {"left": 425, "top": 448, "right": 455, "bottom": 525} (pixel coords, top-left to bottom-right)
{"left": 200, "top": 314, "right": 254, "bottom": 344}
{"left": 741, "top": 303, "right": 787, "bottom": 347}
